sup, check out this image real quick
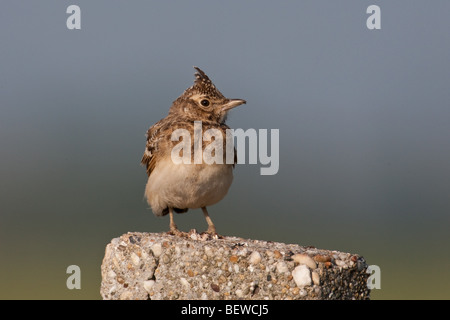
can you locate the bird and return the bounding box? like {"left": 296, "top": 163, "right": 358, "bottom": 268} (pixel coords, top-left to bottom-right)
{"left": 141, "top": 67, "right": 246, "bottom": 236}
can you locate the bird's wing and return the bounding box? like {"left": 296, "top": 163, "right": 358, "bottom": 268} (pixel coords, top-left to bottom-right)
{"left": 142, "top": 119, "right": 237, "bottom": 176}
{"left": 141, "top": 118, "right": 169, "bottom": 176}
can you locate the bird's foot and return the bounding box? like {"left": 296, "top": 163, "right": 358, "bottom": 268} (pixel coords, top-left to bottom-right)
{"left": 206, "top": 226, "right": 217, "bottom": 235}
{"left": 201, "top": 227, "right": 223, "bottom": 239}
{"left": 168, "top": 225, "right": 186, "bottom": 237}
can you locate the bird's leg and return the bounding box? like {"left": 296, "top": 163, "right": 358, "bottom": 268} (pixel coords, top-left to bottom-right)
{"left": 202, "top": 207, "right": 217, "bottom": 235}
{"left": 169, "top": 207, "right": 183, "bottom": 236}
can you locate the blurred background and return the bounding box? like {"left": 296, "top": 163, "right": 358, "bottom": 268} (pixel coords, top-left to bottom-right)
{"left": 1, "top": 1, "right": 449, "bottom": 299}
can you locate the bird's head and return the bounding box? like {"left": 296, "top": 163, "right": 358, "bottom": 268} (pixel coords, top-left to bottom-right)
{"left": 170, "top": 67, "right": 246, "bottom": 123}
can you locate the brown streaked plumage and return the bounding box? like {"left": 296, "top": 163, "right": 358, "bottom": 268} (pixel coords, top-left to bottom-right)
{"left": 141, "top": 67, "right": 246, "bottom": 235}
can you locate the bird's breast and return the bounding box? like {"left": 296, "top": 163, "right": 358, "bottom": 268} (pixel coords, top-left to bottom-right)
{"left": 145, "top": 157, "right": 234, "bottom": 211}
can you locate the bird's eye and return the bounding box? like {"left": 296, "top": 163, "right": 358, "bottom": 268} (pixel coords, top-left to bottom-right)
{"left": 200, "top": 99, "right": 210, "bottom": 107}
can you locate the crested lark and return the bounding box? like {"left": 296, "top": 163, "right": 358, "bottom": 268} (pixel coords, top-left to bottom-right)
{"left": 141, "top": 67, "right": 246, "bottom": 235}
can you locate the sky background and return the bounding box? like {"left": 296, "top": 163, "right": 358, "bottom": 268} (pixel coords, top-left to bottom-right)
{"left": 1, "top": 1, "right": 449, "bottom": 299}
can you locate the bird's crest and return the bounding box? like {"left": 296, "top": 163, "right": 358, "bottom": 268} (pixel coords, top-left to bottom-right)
{"left": 181, "top": 67, "right": 225, "bottom": 99}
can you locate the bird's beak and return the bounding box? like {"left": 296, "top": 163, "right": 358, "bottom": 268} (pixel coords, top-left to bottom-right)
{"left": 221, "top": 99, "right": 246, "bottom": 112}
